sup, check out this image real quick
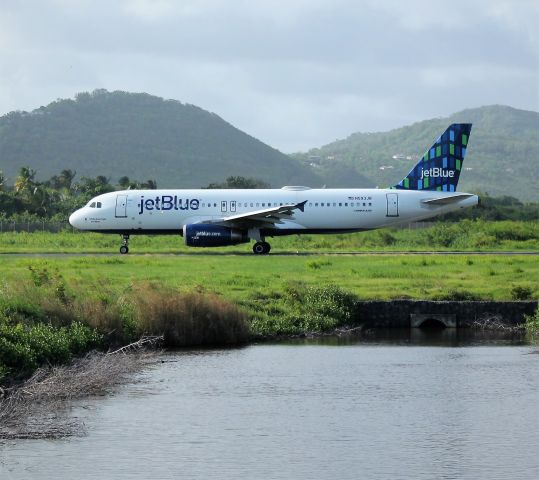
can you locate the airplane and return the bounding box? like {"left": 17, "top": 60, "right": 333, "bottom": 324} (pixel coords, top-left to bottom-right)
{"left": 69, "top": 123, "right": 478, "bottom": 254}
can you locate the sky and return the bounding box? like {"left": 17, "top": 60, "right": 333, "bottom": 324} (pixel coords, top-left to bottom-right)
{"left": 0, "top": 0, "right": 538, "bottom": 152}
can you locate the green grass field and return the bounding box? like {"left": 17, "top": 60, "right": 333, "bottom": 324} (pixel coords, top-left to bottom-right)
{"left": 2, "top": 253, "right": 537, "bottom": 302}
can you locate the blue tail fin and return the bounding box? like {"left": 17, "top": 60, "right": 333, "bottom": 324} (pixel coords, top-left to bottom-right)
{"left": 393, "top": 123, "right": 472, "bottom": 192}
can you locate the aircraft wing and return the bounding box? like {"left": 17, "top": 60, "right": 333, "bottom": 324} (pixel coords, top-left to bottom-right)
{"left": 421, "top": 193, "right": 475, "bottom": 205}
{"left": 207, "top": 200, "right": 308, "bottom": 228}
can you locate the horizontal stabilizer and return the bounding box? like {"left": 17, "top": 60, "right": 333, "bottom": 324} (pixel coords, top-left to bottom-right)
{"left": 421, "top": 193, "right": 475, "bottom": 205}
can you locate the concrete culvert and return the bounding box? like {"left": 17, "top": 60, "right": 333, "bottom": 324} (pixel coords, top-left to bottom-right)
{"left": 410, "top": 314, "right": 457, "bottom": 329}
{"left": 418, "top": 318, "right": 447, "bottom": 330}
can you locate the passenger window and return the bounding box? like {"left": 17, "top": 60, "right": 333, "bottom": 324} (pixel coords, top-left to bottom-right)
{"left": 345, "top": 203, "right": 348, "bottom": 207}
{"left": 315, "top": 203, "right": 318, "bottom": 207}
{"left": 339, "top": 203, "right": 342, "bottom": 207}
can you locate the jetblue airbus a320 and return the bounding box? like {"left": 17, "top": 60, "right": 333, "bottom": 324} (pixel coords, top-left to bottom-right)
{"left": 69, "top": 124, "right": 478, "bottom": 254}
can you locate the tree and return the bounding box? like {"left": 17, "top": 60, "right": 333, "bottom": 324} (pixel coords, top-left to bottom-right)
{"left": 140, "top": 179, "right": 157, "bottom": 189}
{"left": 46, "top": 169, "right": 76, "bottom": 191}
{"left": 59, "top": 169, "right": 76, "bottom": 191}
{"left": 118, "top": 176, "right": 131, "bottom": 189}
{"left": 14, "top": 167, "right": 36, "bottom": 194}
{"left": 206, "top": 176, "right": 270, "bottom": 189}
{"left": 75, "top": 175, "right": 114, "bottom": 196}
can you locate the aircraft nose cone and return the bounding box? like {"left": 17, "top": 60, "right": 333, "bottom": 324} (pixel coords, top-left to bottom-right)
{"left": 69, "top": 210, "right": 82, "bottom": 229}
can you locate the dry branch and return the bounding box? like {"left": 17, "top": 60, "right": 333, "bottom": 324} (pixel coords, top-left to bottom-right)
{"left": 0, "top": 350, "right": 157, "bottom": 440}
{"left": 470, "top": 315, "right": 525, "bottom": 332}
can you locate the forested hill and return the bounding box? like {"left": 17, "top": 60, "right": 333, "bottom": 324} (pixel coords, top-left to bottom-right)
{"left": 2, "top": 94, "right": 536, "bottom": 198}
{"left": 295, "top": 105, "right": 539, "bottom": 202}
{"left": 0, "top": 90, "right": 324, "bottom": 188}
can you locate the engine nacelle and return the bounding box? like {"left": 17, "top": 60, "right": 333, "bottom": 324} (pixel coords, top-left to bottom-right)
{"left": 183, "top": 224, "right": 249, "bottom": 247}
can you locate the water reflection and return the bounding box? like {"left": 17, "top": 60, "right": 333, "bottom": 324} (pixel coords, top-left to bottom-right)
{"left": 1, "top": 332, "right": 538, "bottom": 480}
{"left": 280, "top": 328, "right": 532, "bottom": 347}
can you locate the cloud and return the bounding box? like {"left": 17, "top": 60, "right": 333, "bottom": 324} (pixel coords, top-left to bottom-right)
{"left": 0, "top": 0, "right": 537, "bottom": 151}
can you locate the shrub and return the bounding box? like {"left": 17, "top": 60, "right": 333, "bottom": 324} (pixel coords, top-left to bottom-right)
{"left": 433, "top": 289, "right": 485, "bottom": 301}
{"left": 525, "top": 306, "right": 539, "bottom": 335}
{"left": 0, "top": 322, "right": 101, "bottom": 382}
{"left": 376, "top": 230, "right": 397, "bottom": 246}
{"left": 134, "top": 285, "right": 250, "bottom": 347}
{"left": 280, "top": 285, "right": 359, "bottom": 334}
{"left": 510, "top": 285, "right": 534, "bottom": 301}
{"left": 304, "top": 285, "right": 357, "bottom": 323}
{"left": 423, "top": 223, "right": 458, "bottom": 247}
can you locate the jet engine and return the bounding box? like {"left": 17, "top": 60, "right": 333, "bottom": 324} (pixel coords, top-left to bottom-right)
{"left": 183, "top": 224, "right": 249, "bottom": 247}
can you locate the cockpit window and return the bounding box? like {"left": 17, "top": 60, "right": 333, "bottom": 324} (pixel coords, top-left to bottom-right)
{"left": 97, "top": 202, "right": 102, "bottom": 208}
{"left": 89, "top": 202, "right": 96, "bottom": 208}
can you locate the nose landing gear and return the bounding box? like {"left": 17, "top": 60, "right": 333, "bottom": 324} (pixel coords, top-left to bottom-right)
{"left": 119, "top": 234, "right": 129, "bottom": 254}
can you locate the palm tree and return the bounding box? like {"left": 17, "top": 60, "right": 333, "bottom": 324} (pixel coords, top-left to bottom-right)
{"left": 14, "top": 167, "right": 36, "bottom": 194}
{"left": 59, "top": 169, "right": 76, "bottom": 190}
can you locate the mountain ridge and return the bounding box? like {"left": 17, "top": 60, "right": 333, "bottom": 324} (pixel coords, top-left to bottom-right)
{"left": 294, "top": 105, "right": 539, "bottom": 201}
{"left": 0, "top": 89, "right": 327, "bottom": 189}
{"left": 0, "top": 93, "right": 536, "bottom": 201}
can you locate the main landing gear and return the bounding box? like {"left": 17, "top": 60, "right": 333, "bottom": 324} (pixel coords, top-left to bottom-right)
{"left": 119, "top": 234, "right": 129, "bottom": 254}
{"left": 252, "top": 241, "right": 271, "bottom": 255}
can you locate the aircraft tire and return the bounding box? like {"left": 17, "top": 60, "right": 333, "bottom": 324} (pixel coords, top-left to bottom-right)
{"left": 253, "top": 241, "right": 270, "bottom": 255}
{"left": 120, "top": 245, "right": 129, "bottom": 254}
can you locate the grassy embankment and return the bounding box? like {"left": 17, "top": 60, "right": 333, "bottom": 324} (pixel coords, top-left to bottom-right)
{"left": 1, "top": 219, "right": 538, "bottom": 384}
{"left": 1, "top": 251, "right": 538, "bottom": 384}
{"left": 0, "top": 219, "right": 538, "bottom": 253}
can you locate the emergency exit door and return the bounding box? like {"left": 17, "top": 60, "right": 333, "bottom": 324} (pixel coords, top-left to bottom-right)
{"left": 115, "top": 194, "right": 127, "bottom": 218}
{"left": 386, "top": 193, "right": 399, "bottom": 217}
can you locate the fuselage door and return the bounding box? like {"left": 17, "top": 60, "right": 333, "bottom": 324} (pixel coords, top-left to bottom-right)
{"left": 386, "top": 193, "right": 399, "bottom": 217}
{"left": 115, "top": 194, "right": 128, "bottom": 218}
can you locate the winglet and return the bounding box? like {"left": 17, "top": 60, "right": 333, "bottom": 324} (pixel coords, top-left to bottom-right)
{"left": 296, "top": 200, "right": 308, "bottom": 212}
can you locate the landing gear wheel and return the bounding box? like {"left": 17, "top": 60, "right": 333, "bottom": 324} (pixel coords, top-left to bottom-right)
{"left": 119, "top": 234, "right": 130, "bottom": 254}
{"left": 253, "top": 241, "right": 271, "bottom": 255}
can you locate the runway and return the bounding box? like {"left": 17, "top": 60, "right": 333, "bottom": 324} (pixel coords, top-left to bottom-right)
{"left": 1, "top": 251, "right": 538, "bottom": 258}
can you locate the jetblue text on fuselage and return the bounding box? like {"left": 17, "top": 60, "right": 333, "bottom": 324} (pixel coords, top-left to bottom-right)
{"left": 138, "top": 195, "right": 200, "bottom": 214}
{"left": 420, "top": 168, "right": 455, "bottom": 180}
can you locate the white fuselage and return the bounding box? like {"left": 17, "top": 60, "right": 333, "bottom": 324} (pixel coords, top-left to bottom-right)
{"left": 69, "top": 187, "right": 478, "bottom": 236}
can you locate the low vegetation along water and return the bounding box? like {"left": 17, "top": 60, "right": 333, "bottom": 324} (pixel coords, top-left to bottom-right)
{"left": 1, "top": 252, "right": 538, "bottom": 384}
{"left": 1, "top": 335, "right": 538, "bottom": 480}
